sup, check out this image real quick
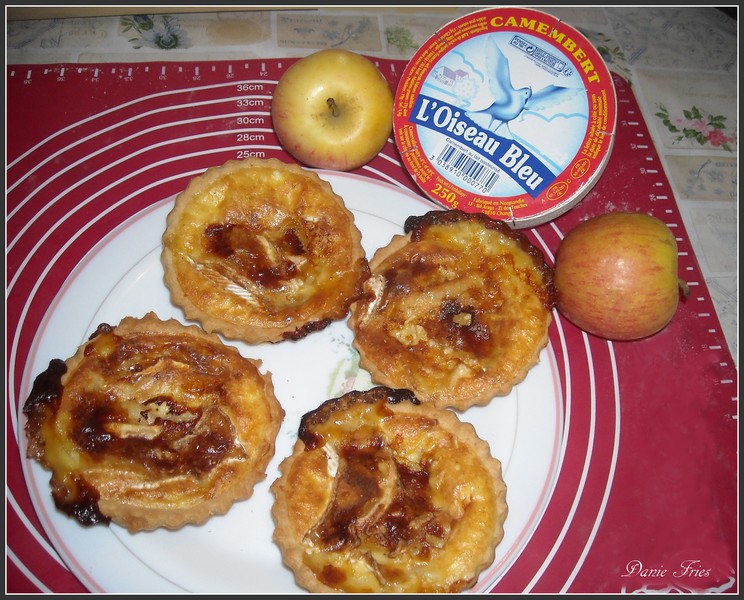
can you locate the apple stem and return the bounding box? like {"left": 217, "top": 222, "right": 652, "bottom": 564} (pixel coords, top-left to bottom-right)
{"left": 678, "top": 277, "right": 691, "bottom": 298}
{"left": 326, "top": 97, "right": 340, "bottom": 117}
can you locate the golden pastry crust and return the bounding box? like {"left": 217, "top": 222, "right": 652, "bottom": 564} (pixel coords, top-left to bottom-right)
{"left": 348, "top": 209, "right": 556, "bottom": 410}
{"left": 23, "top": 312, "right": 284, "bottom": 533}
{"left": 271, "top": 386, "right": 508, "bottom": 593}
{"left": 162, "top": 157, "right": 370, "bottom": 344}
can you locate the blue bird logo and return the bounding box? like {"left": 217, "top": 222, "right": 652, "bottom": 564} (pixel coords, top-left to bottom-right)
{"left": 467, "top": 36, "right": 584, "bottom": 136}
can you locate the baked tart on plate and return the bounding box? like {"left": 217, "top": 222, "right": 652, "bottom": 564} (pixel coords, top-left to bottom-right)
{"left": 23, "top": 312, "right": 284, "bottom": 533}
{"left": 271, "top": 386, "right": 508, "bottom": 593}
{"left": 348, "top": 209, "right": 556, "bottom": 410}
{"left": 162, "top": 157, "right": 370, "bottom": 344}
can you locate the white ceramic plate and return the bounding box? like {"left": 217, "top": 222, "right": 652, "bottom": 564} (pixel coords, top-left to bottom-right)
{"left": 20, "top": 171, "right": 563, "bottom": 593}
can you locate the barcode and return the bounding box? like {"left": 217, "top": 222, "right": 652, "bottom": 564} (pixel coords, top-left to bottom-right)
{"left": 436, "top": 142, "right": 499, "bottom": 193}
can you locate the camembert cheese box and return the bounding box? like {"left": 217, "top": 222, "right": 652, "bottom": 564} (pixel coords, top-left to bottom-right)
{"left": 393, "top": 7, "right": 617, "bottom": 228}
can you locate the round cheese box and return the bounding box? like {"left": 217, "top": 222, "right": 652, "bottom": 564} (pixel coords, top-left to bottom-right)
{"left": 393, "top": 7, "right": 617, "bottom": 228}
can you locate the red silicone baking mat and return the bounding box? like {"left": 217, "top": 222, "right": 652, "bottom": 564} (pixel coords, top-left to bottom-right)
{"left": 6, "top": 59, "right": 738, "bottom": 594}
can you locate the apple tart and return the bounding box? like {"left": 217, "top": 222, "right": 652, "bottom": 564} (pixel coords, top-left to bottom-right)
{"left": 23, "top": 312, "right": 284, "bottom": 533}
{"left": 270, "top": 386, "right": 508, "bottom": 593}
{"left": 162, "top": 157, "right": 370, "bottom": 344}
{"left": 348, "top": 209, "right": 556, "bottom": 410}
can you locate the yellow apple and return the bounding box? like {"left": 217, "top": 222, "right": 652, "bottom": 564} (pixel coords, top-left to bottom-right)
{"left": 554, "top": 211, "right": 689, "bottom": 341}
{"left": 271, "top": 49, "right": 394, "bottom": 171}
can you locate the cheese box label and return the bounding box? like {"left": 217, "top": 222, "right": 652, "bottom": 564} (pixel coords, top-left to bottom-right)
{"left": 394, "top": 7, "right": 617, "bottom": 228}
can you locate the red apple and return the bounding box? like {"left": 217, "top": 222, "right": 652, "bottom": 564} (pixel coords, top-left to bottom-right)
{"left": 553, "top": 211, "right": 688, "bottom": 341}
{"left": 271, "top": 49, "right": 394, "bottom": 171}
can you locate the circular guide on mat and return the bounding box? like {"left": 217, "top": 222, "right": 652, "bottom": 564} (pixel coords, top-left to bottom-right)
{"left": 393, "top": 7, "right": 617, "bottom": 228}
